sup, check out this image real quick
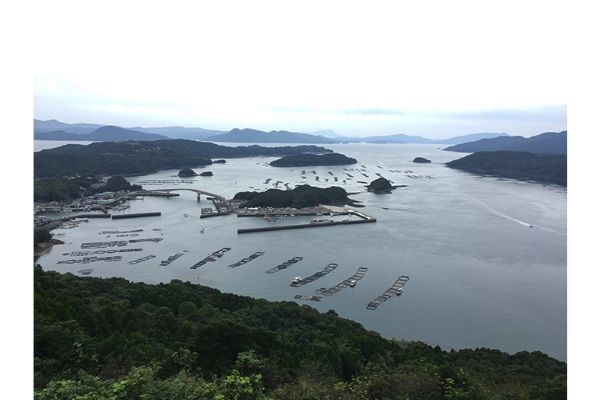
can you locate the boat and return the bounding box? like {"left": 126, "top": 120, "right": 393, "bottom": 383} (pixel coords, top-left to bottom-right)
{"left": 291, "top": 276, "right": 302, "bottom": 286}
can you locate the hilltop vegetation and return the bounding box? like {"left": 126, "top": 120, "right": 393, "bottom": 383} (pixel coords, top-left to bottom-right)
{"left": 34, "top": 140, "right": 331, "bottom": 178}
{"left": 445, "top": 131, "right": 567, "bottom": 154}
{"left": 447, "top": 151, "right": 567, "bottom": 186}
{"left": 34, "top": 267, "right": 566, "bottom": 399}
{"left": 270, "top": 153, "right": 357, "bottom": 167}
{"left": 234, "top": 185, "right": 349, "bottom": 208}
{"left": 34, "top": 176, "right": 141, "bottom": 202}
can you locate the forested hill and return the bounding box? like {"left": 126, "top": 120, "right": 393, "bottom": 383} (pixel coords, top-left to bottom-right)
{"left": 34, "top": 140, "right": 331, "bottom": 178}
{"left": 444, "top": 131, "right": 567, "bottom": 154}
{"left": 447, "top": 151, "right": 567, "bottom": 186}
{"left": 34, "top": 267, "right": 566, "bottom": 399}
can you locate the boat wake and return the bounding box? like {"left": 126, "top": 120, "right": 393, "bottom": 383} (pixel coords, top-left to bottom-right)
{"left": 464, "top": 194, "right": 566, "bottom": 237}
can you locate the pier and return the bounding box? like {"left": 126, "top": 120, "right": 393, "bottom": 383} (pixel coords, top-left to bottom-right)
{"left": 112, "top": 212, "right": 161, "bottom": 219}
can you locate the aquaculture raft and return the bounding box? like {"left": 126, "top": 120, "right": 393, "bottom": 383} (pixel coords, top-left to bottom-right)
{"left": 160, "top": 251, "right": 187, "bottom": 266}
{"left": 227, "top": 251, "right": 265, "bottom": 268}
{"left": 129, "top": 255, "right": 156, "bottom": 265}
{"left": 190, "top": 247, "right": 232, "bottom": 269}
{"left": 366, "top": 275, "right": 410, "bottom": 310}
{"left": 290, "top": 263, "right": 338, "bottom": 287}
{"left": 315, "top": 267, "right": 368, "bottom": 296}
{"left": 265, "top": 257, "right": 303, "bottom": 274}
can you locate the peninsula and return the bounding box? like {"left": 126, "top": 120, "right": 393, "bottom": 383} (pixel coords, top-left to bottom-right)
{"left": 34, "top": 140, "right": 332, "bottom": 178}
{"left": 447, "top": 151, "right": 567, "bottom": 186}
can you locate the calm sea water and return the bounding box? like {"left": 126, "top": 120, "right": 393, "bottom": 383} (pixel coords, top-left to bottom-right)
{"left": 35, "top": 141, "right": 567, "bottom": 360}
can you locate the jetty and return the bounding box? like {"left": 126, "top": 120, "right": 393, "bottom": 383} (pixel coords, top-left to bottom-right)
{"left": 112, "top": 212, "right": 161, "bottom": 219}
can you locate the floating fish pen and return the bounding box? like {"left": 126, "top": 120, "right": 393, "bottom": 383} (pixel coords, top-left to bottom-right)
{"left": 290, "top": 263, "right": 338, "bottom": 287}
{"left": 78, "top": 269, "right": 93, "bottom": 275}
{"left": 116, "top": 233, "right": 140, "bottom": 237}
{"left": 226, "top": 251, "right": 265, "bottom": 268}
{"left": 81, "top": 240, "right": 128, "bottom": 249}
{"left": 328, "top": 172, "right": 334, "bottom": 176}
{"left": 58, "top": 256, "right": 122, "bottom": 265}
{"left": 366, "top": 275, "right": 410, "bottom": 310}
{"left": 129, "top": 255, "right": 156, "bottom": 265}
{"left": 67, "top": 248, "right": 143, "bottom": 257}
{"left": 129, "top": 238, "right": 163, "bottom": 243}
{"left": 265, "top": 256, "right": 303, "bottom": 274}
{"left": 361, "top": 173, "right": 369, "bottom": 178}
{"left": 112, "top": 212, "right": 161, "bottom": 219}
{"left": 315, "top": 267, "right": 368, "bottom": 296}
{"left": 190, "top": 247, "right": 232, "bottom": 269}
{"left": 160, "top": 251, "right": 187, "bottom": 266}
{"left": 293, "top": 294, "right": 322, "bottom": 302}
{"left": 100, "top": 229, "right": 144, "bottom": 235}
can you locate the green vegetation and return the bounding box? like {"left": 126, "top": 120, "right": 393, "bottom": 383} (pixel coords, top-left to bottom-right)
{"left": 34, "top": 267, "right": 566, "bottom": 399}
{"left": 34, "top": 230, "right": 52, "bottom": 246}
{"left": 34, "top": 176, "right": 141, "bottom": 202}
{"left": 178, "top": 168, "right": 197, "bottom": 177}
{"left": 444, "top": 131, "right": 567, "bottom": 155}
{"left": 234, "top": 185, "right": 348, "bottom": 208}
{"left": 366, "top": 178, "right": 394, "bottom": 193}
{"left": 270, "top": 153, "right": 357, "bottom": 167}
{"left": 447, "top": 151, "right": 567, "bottom": 186}
{"left": 35, "top": 140, "right": 332, "bottom": 177}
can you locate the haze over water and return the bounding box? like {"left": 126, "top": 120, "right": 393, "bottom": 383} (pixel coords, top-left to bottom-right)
{"left": 36, "top": 142, "right": 567, "bottom": 360}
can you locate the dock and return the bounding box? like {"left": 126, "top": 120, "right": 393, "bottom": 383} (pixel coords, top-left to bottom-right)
{"left": 238, "top": 217, "right": 375, "bottom": 234}
{"left": 112, "top": 212, "right": 161, "bottom": 219}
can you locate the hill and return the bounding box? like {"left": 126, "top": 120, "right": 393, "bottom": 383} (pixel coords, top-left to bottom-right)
{"left": 270, "top": 153, "right": 357, "bottom": 167}
{"left": 447, "top": 151, "right": 567, "bottom": 186}
{"left": 34, "top": 119, "right": 103, "bottom": 134}
{"left": 35, "top": 125, "right": 170, "bottom": 142}
{"left": 33, "top": 267, "right": 566, "bottom": 399}
{"left": 207, "top": 128, "right": 335, "bottom": 144}
{"left": 445, "top": 131, "right": 567, "bottom": 154}
{"left": 34, "top": 140, "right": 332, "bottom": 177}
{"left": 131, "top": 125, "right": 227, "bottom": 140}
{"left": 437, "top": 132, "right": 509, "bottom": 144}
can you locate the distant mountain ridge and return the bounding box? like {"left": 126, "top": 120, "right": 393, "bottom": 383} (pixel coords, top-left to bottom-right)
{"left": 206, "top": 128, "right": 335, "bottom": 144}
{"left": 35, "top": 126, "right": 169, "bottom": 141}
{"left": 445, "top": 131, "right": 567, "bottom": 154}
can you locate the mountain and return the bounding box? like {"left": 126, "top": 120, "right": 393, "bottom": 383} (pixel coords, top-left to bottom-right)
{"left": 309, "top": 129, "right": 338, "bottom": 138}
{"left": 438, "top": 132, "right": 509, "bottom": 144}
{"left": 445, "top": 131, "right": 567, "bottom": 154}
{"left": 207, "top": 128, "right": 335, "bottom": 144}
{"left": 34, "top": 119, "right": 103, "bottom": 134}
{"left": 34, "top": 140, "right": 331, "bottom": 177}
{"left": 360, "top": 133, "right": 433, "bottom": 144}
{"left": 131, "top": 126, "right": 227, "bottom": 140}
{"left": 35, "top": 125, "right": 170, "bottom": 142}
{"left": 447, "top": 151, "right": 567, "bottom": 186}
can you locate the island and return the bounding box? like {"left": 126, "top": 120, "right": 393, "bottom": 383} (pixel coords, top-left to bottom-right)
{"left": 270, "top": 153, "right": 357, "bottom": 167}
{"left": 178, "top": 168, "right": 197, "bottom": 177}
{"left": 199, "top": 171, "right": 213, "bottom": 176}
{"left": 34, "top": 266, "right": 567, "bottom": 399}
{"left": 212, "top": 159, "right": 227, "bottom": 164}
{"left": 34, "top": 140, "right": 332, "bottom": 178}
{"left": 366, "top": 177, "right": 405, "bottom": 193}
{"left": 413, "top": 157, "right": 431, "bottom": 163}
{"left": 447, "top": 151, "right": 567, "bottom": 186}
{"left": 234, "top": 185, "right": 350, "bottom": 208}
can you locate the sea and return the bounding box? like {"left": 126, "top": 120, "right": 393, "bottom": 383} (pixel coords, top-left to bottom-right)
{"left": 34, "top": 140, "right": 567, "bottom": 360}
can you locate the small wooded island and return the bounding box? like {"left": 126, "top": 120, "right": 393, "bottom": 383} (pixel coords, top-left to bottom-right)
{"left": 270, "top": 152, "right": 357, "bottom": 167}
{"left": 413, "top": 157, "right": 431, "bottom": 163}
{"left": 447, "top": 151, "right": 567, "bottom": 186}
{"left": 199, "top": 171, "right": 213, "bottom": 176}
{"left": 234, "top": 185, "right": 350, "bottom": 208}
{"left": 178, "top": 168, "right": 197, "bottom": 177}
{"left": 366, "top": 177, "right": 405, "bottom": 193}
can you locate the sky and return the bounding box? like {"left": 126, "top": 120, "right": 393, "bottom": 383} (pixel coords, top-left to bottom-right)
{"left": 33, "top": 1, "right": 567, "bottom": 138}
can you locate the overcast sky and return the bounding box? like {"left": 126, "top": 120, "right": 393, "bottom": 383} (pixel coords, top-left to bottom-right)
{"left": 33, "top": 1, "right": 567, "bottom": 138}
